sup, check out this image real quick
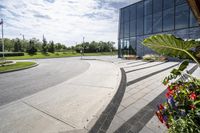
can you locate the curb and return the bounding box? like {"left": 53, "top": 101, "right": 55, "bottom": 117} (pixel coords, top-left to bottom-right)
{"left": 89, "top": 68, "right": 127, "bottom": 133}
{"left": 0, "top": 61, "right": 16, "bottom": 66}
{"left": 0, "top": 62, "right": 39, "bottom": 74}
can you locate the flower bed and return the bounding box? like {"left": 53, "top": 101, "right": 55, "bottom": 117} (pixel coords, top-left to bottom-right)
{"left": 156, "top": 61, "right": 200, "bottom": 132}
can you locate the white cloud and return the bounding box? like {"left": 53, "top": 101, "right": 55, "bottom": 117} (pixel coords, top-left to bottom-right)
{"left": 0, "top": 0, "right": 133, "bottom": 46}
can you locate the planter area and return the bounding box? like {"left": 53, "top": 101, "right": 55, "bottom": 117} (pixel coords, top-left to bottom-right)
{"left": 0, "top": 61, "right": 37, "bottom": 73}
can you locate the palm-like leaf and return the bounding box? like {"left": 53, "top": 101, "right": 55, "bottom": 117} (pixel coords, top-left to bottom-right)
{"left": 142, "top": 34, "right": 200, "bottom": 65}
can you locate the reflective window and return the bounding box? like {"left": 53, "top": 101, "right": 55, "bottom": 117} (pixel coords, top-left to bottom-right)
{"left": 190, "top": 10, "right": 198, "bottom": 27}
{"left": 124, "top": 39, "right": 130, "bottom": 50}
{"left": 123, "top": 39, "right": 130, "bottom": 56}
{"left": 153, "top": 0, "right": 162, "bottom": 13}
{"left": 163, "top": 0, "right": 174, "bottom": 10}
{"left": 163, "top": 8, "right": 174, "bottom": 31}
{"left": 153, "top": 12, "right": 162, "bottom": 33}
{"left": 144, "top": 15, "right": 152, "bottom": 34}
{"left": 175, "top": 3, "right": 189, "bottom": 29}
{"left": 136, "top": 36, "right": 144, "bottom": 57}
{"left": 137, "top": 2, "right": 144, "bottom": 18}
{"left": 120, "top": 39, "right": 124, "bottom": 57}
{"left": 130, "top": 37, "right": 137, "bottom": 51}
{"left": 130, "top": 20, "right": 136, "bottom": 37}
{"left": 144, "top": 0, "right": 152, "bottom": 16}
{"left": 120, "top": 10, "right": 123, "bottom": 23}
{"left": 119, "top": 23, "right": 123, "bottom": 38}
{"left": 130, "top": 5, "right": 136, "bottom": 20}
{"left": 123, "top": 8, "right": 129, "bottom": 22}
{"left": 137, "top": 18, "right": 144, "bottom": 35}
{"left": 124, "top": 22, "right": 130, "bottom": 37}
{"left": 176, "top": 0, "right": 186, "bottom": 5}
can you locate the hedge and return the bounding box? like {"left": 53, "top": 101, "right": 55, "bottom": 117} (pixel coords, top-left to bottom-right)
{"left": 0, "top": 52, "right": 24, "bottom": 57}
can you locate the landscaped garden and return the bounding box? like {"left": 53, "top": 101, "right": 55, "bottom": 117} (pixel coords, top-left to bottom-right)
{"left": 3, "top": 52, "right": 116, "bottom": 60}
{"left": 0, "top": 60, "right": 36, "bottom": 73}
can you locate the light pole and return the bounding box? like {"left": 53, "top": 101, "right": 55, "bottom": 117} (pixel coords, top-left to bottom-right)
{"left": 20, "top": 33, "right": 25, "bottom": 40}
{"left": 1, "top": 19, "right": 4, "bottom": 60}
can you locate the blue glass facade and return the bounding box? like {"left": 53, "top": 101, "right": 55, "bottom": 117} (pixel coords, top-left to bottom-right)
{"left": 118, "top": 0, "right": 200, "bottom": 57}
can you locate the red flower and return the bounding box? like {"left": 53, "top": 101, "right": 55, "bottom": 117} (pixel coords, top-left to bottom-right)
{"left": 189, "top": 93, "right": 197, "bottom": 100}
{"left": 166, "top": 89, "right": 174, "bottom": 98}
{"left": 156, "top": 111, "right": 164, "bottom": 123}
{"left": 173, "top": 85, "right": 179, "bottom": 90}
{"left": 166, "top": 92, "right": 170, "bottom": 98}
{"left": 159, "top": 104, "right": 164, "bottom": 110}
{"left": 167, "top": 86, "right": 171, "bottom": 91}
{"left": 169, "top": 90, "right": 174, "bottom": 95}
{"left": 190, "top": 104, "right": 196, "bottom": 110}
{"left": 165, "top": 123, "right": 170, "bottom": 129}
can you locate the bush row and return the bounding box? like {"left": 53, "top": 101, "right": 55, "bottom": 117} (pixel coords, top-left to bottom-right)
{"left": 0, "top": 52, "right": 24, "bottom": 57}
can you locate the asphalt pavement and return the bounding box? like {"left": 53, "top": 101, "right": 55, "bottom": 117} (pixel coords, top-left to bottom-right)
{"left": 0, "top": 57, "right": 90, "bottom": 106}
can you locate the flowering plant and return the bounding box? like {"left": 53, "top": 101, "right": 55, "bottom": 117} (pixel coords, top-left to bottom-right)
{"left": 156, "top": 61, "right": 200, "bottom": 132}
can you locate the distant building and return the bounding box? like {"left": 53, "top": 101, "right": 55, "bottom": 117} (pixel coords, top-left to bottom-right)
{"left": 118, "top": 0, "right": 200, "bottom": 58}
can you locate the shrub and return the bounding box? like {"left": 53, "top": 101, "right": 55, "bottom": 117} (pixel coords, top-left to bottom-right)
{"left": 0, "top": 52, "right": 24, "bottom": 57}
{"left": 26, "top": 40, "right": 37, "bottom": 55}
{"left": 55, "top": 53, "right": 59, "bottom": 56}
{"left": 143, "top": 54, "right": 159, "bottom": 61}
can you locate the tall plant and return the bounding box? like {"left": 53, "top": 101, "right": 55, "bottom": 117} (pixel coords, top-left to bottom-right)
{"left": 142, "top": 34, "right": 200, "bottom": 132}
{"left": 142, "top": 34, "right": 200, "bottom": 66}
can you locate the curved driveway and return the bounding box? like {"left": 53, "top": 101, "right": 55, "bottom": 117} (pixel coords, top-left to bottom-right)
{"left": 0, "top": 57, "right": 90, "bottom": 106}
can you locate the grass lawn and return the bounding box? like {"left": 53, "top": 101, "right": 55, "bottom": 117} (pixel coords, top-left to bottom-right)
{"left": 6, "top": 52, "right": 116, "bottom": 60}
{"left": 0, "top": 62, "right": 36, "bottom": 72}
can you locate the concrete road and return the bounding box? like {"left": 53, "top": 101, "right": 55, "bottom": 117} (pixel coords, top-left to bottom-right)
{"left": 0, "top": 57, "right": 90, "bottom": 106}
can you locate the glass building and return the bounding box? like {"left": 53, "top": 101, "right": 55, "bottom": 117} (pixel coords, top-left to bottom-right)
{"left": 118, "top": 0, "right": 200, "bottom": 58}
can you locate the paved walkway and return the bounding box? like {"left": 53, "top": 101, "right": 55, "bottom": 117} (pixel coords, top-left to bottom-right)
{"left": 0, "top": 60, "right": 121, "bottom": 133}
{"left": 84, "top": 56, "right": 197, "bottom": 133}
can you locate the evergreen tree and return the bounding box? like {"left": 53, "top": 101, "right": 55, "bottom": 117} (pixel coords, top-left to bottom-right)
{"left": 48, "top": 41, "right": 55, "bottom": 53}
{"left": 27, "top": 40, "right": 37, "bottom": 55}
{"left": 42, "top": 35, "right": 48, "bottom": 53}
{"left": 14, "top": 39, "right": 22, "bottom": 52}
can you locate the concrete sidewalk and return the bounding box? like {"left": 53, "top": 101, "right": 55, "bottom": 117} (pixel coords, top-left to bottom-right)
{"left": 0, "top": 60, "right": 121, "bottom": 133}
{"left": 85, "top": 57, "right": 197, "bottom": 133}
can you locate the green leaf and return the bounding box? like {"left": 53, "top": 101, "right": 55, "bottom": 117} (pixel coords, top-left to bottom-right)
{"left": 171, "top": 68, "right": 181, "bottom": 76}
{"left": 142, "top": 34, "right": 200, "bottom": 65}
{"left": 178, "top": 60, "right": 189, "bottom": 71}
{"left": 194, "top": 100, "right": 200, "bottom": 105}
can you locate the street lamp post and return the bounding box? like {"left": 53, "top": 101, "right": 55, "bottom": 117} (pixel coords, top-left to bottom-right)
{"left": 1, "top": 19, "right": 5, "bottom": 61}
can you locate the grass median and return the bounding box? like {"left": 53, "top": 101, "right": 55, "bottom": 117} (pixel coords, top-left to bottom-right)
{"left": 5, "top": 52, "right": 116, "bottom": 60}
{"left": 0, "top": 62, "right": 36, "bottom": 73}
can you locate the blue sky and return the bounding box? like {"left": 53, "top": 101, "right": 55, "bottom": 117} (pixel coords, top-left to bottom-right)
{"left": 0, "top": 0, "right": 139, "bottom": 46}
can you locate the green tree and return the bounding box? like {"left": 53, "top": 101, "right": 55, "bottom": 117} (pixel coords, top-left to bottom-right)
{"left": 48, "top": 41, "right": 55, "bottom": 53}
{"left": 42, "top": 36, "right": 48, "bottom": 53}
{"left": 14, "top": 39, "right": 22, "bottom": 52}
{"left": 55, "top": 43, "right": 62, "bottom": 52}
{"left": 26, "top": 39, "right": 37, "bottom": 55}
{"left": 4, "top": 38, "right": 14, "bottom": 52}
